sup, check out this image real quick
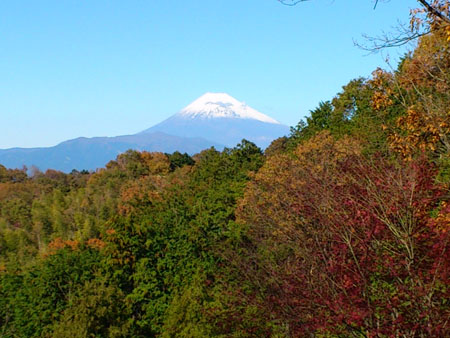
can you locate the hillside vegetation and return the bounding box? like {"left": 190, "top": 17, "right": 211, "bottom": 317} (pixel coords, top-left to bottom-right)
{"left": 0, "top": 11, "right": 449, "bottom": 338}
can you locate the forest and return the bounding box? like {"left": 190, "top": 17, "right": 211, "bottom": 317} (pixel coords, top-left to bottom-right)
{"left": 0, "top": 2, "right": 449, "bottom": 337}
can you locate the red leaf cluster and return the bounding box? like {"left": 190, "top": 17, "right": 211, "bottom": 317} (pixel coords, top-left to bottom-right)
{"left": 235, "top": 133, "right": 449, "bottom": 336}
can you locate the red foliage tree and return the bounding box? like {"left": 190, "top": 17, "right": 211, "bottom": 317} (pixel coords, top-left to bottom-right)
{"left": 235, "top": 132, "right": 449, "bottom": 336}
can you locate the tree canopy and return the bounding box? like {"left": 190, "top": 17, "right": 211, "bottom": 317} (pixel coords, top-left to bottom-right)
{"left": 0, "top": 2, "right": 448, "bottom": 336}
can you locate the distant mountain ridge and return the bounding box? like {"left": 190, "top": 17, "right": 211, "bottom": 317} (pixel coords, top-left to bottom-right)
{"left": 0, "top": 132, "right": 223, "bottom": 173}
{"left": 0, "top": 93, "right": 289, "bottom": 172}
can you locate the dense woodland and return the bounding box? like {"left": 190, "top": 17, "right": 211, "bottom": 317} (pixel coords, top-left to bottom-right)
{"left": 1, "top": 3, "right": 449, "bottom": 337}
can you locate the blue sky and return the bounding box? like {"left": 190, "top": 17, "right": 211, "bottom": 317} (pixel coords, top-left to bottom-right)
{"left": 0, "top": 0, "right": 418, "bottom": 148}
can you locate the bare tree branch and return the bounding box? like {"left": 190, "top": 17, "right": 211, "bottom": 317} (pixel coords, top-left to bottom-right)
{"left": 278, "top": 0, "right": 450, "bottom": 53}
{"left": 279, "top": 0, "right": 310, "bottom": 6}
{"left": 354, "top": 22, "right": 429, "bottom": 53}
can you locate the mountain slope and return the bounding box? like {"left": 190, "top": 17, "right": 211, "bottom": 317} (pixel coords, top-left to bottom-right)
{"left": 0, "top": 93, "right": 287, "bottom": 172}
{"left": 141, "top": 93, "right": 290, "bottom": 148}
{"left": 0, "top": 132, "right": 223, "bottom": 172}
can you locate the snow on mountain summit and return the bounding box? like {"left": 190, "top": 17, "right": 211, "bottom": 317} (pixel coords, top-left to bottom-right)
{"left": 140, "top": 92, "right": 290, "bottom": 148}
{"left": 178, "top": 93, "right": 280, "bottom": 124}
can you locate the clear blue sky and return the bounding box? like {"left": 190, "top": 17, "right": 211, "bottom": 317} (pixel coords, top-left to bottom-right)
{"left": 0, "top": 0, "right": 418, "bottom": 148}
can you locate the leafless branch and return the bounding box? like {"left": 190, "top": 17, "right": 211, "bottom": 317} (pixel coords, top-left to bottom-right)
{"left": 354, "top": 22, "right": 429, "bottom": 53}
{"left": 279, "top": 0, "right": 310, "bottom": 6}
{"left": 278, "top": 0, "right": 450, "bottom": 52}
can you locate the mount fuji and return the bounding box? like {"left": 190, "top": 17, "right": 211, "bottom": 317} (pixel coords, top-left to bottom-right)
{"left": 141, "top": 93, "right": 289, "bottom": 148}
{"left": 0, "top": 93, "right": 289, "bottom": 172}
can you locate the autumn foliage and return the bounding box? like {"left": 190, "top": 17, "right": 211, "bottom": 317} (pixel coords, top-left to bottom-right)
{"left": 235, "top": 132, "right": 449, "bottom": 336}
{"left": 0, "top": 4, "right": 449, "bottom": 336}
{"left": 389, "top": 27, "right": 450, "bottom": 159}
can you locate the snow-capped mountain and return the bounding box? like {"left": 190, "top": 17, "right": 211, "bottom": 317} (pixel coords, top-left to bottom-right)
{"left": 141, "top": 93, "right": 289, "bottom": 148}
{"left": 179, "top": 92, "right": 280, "bottom": 124}
{"left": 0, "top": 93, "right": 289, "bottom": 172}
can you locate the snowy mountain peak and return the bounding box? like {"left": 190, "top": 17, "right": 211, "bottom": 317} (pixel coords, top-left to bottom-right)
{"left": 178, "top": 92, "right": 280, "bottom": 124}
